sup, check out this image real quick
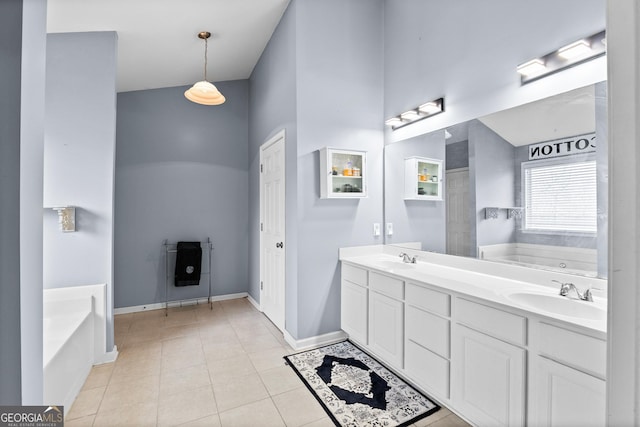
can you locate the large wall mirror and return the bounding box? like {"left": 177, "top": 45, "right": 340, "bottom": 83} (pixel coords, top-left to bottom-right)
{"left": 384, "top": 81, "right": 607, "bottom": 279}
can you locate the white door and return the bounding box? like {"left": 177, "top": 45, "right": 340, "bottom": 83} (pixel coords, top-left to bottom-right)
{"left": 260, "top": 131, "right": 286, "bottom": 331}
{"left": 446, "top": 168, "right": 471, "bottom": 256}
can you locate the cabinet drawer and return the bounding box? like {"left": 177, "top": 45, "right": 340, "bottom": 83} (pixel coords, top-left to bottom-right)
{"left": 370, "top": 272, "right": 404, "bottom": 300}
{"left": 538, "top": 322, "right": 606, "bottom": 378}
{"left": 456, "top": 298, "right": 526, "bottom": 346}
{"left": 406, "top": 306, "right": 450, "bottom": 358}
{"left": 342, "top": 263, "right": 367, "bottom": 287}
{"left": 406, "top": 283, "right": 450, "bottom": 317}
{"left": 405, "top": 340, "right": 450, "bottom": 399}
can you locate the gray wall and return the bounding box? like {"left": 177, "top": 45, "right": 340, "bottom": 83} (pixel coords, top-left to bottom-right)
{"left": 249, "top": 0, "right": 384, "bottom": 340}
{"left": 384, "top": 0, "right": 606, "bottom": 142}
{"left": 384, "top": 131, "right": 447, "bottom": 252}
{"left": 20, "top": 0, "right": 46, "bottom": 404}
{"left": 0, "top": 0, "right": 25, "bottom": 405}
{"left": 0, "top": 0, "right": 47, "bottom": 405}
{"left": 44, "top": 32, "right": 117, "bottom": 350}
{"left": 294, "top": 0, "right": 384, "bottom": 339}
{"left": 248, "top": 1, "right": 299, "bottom": 336}
{"left": 469, "top": 120, "right": 516, "bottom": 255}
{"left": 115, "top": 82, "right": 249, "bottom": 308}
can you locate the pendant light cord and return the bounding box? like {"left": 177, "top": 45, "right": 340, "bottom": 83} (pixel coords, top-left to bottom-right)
{"left": 203, "top": 36, "right": 208, "bottom": 82}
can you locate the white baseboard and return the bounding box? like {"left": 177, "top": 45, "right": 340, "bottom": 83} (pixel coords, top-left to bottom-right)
{"left": 247, "top": 294, "right": 260, "bottom": 311}
{"left": 114, "top": 292, "right": 250, "bottom": 315}
{"left": 94, "top": 346, "right": 119, "bottom": 365}
{"left": 284, "top": 330, "right": 348, "bottom": 351}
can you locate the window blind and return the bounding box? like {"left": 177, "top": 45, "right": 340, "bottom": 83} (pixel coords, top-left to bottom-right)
{"left": 524, "top": 160, "right": 597, "bottom": 233}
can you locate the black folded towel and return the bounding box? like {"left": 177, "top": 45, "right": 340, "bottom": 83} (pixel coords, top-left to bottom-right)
{"left": 174, "top": 241, "right": 202, "bottom": 287}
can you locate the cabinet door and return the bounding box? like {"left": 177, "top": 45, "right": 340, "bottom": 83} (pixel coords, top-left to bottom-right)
{"left": 341, "top": 280, "right": 368, "bottom": 345}
{"left": 368, "top": 291, "right": 404, "bottom": 368}
{"left": 532, "top": 357, "right": 606, "bottom": 427}
{"left": 451, "top": 324, "right": 526, "bottom": 427}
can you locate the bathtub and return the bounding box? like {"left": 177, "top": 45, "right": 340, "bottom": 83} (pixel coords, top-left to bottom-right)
{"left": 43, "top": 284, "right": 113, "bottom": 409}
{"left": 478, "top": 243, "right": 597, "bottom": 276}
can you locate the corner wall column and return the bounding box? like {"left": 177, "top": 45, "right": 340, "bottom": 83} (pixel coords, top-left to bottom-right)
{"left": 606, "top": 0, "right": 640, "bottom": 425}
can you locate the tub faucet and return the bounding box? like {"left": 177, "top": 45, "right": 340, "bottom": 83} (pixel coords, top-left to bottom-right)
{"left": 553, "top": 280, "right": 594, "bottom": 302}
{"left": 399, "top": 252, "right": 417, "bottom": 264}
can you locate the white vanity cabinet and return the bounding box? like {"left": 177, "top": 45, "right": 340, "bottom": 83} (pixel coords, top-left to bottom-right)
{"left": 340, "top": 264, "right": 368, "bottom": 345}
{"left": 451, "top": 298, "right": 527, "bottom": 427}
{"left": 404, "top": 156, "right": 443, "bottom": 200}
{"left": 319, "top": 147, "right": 367, "bottom": 199}
{"left": 368, "top": 272, "right": 404, "bottom": 369}
{"left": 528, "top": 322, "right": 606, "bottom": 427}
{"left": 339, "top": 257, "right": 607, "bottom": 427}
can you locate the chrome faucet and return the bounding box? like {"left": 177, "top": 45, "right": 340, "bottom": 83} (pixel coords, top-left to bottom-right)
{"left": 553, "top": 280, "right": 594, "bottom": 302}
{"left": 399, "top": 252, "right": 417, "bottom": 264}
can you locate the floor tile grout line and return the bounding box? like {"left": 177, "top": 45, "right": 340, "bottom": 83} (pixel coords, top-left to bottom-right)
{"left": 203, "top": 318, "right": 234, "bottom": 418}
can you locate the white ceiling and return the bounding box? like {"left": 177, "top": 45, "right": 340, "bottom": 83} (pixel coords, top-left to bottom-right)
{"left": 47, "top": 0, "right": 291, "bottom": 93}
{"left": 478, "top": 85, "right": 596, "bottom": 146}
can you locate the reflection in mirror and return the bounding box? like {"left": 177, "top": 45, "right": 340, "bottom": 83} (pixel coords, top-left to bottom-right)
{"left": 384, "top": 82, "right": 607, "bottom": 278}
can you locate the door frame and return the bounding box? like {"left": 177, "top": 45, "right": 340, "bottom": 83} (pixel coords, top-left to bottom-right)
{"left": 259, "top": 129, "right": 286, "bottom": 331}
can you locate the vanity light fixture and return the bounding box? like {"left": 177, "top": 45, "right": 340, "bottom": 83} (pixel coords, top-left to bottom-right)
{"left": 557, "top": 39, "right": 592, "bottom": 60}
{"left": 400, "top": 110, "right": 421, "bottom": 121}
{"left": 517, "top": 30, "right": 605, "bottom": 85}
{"left": 184, "top": 31, "right": 226, "bottom": 106}
{"left": 385, "top": 97, "right": 445, "bottom": 130}
{"left": 418, "top": 101, "right": 443, "bottom": 115}
{"left": 516, "top": 59, "right": 547, "bottom": 78}
{"left": 384, "top": 117, "right": 405, "bottom": 127}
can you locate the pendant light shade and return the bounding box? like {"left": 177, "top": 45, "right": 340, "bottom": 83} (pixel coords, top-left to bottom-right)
{"left": 185, "top": 81, "right": 226, "bottom": 105}
{"left": 185, "top": 31, "right": 226, "bottom": 105}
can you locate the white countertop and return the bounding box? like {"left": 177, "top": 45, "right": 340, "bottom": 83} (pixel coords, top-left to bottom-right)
{"left": 340, "top": 245, "right": 607, "bottom": 337}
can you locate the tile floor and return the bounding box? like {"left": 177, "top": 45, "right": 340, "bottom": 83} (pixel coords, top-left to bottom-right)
{"left": 66, "top": 298, "right": 470, "bottom": 427}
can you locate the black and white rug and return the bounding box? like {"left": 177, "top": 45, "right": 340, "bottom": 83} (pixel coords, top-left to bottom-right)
{"left": 284, "top": 341, "right": 440, "bottom": 427}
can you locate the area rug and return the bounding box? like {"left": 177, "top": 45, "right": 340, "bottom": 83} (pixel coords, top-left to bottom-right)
{"left": 284, "top": 340, "right": 440, "bottom": 427}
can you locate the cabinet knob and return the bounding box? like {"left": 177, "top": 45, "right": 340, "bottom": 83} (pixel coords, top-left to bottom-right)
{"left": 276, "top": 242, "right": 284, "bottom": 249}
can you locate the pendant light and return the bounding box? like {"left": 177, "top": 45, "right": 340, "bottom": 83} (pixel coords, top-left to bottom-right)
{"left": 184, "top": 31, "right": 226, "bottom": 105}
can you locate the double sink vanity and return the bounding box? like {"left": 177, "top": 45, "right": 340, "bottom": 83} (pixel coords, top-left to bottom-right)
{"left": 339, "top": 245, "right": 607, "bottom": 427}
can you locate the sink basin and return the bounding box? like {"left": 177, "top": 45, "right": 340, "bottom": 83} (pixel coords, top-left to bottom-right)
{"left": 375, "top": 260, "right": 415, "bottom": 271}
{"left": 504, "top": 291, "right": 606, "bottom": 320}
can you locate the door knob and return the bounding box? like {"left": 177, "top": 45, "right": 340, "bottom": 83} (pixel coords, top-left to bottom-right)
{"left": 276, "top": 242, "right": 284, "bottom": 248}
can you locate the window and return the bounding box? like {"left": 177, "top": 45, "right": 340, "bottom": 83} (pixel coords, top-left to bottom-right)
{"left": 522, "top": 156, "right": 597, "bottom": 233}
